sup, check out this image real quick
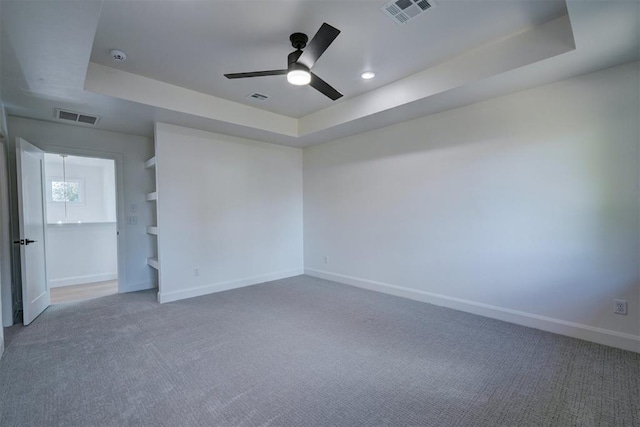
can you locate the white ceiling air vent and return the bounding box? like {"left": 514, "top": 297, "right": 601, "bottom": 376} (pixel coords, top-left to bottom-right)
{"left": 55, "top": 109, "right": 100, "bottom": 125}
{"left": 247, "top": 93, "right": 269, "bottom": 101}
{"left": 381, "top": 0, "right": 436, "bottom": 25}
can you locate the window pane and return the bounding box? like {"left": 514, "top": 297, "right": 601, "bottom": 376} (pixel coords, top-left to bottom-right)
{"left": 51, "top": 181, "right": 66, "bottom": 202}
{"left": 65, "top": 182, "right": 80, "bottom": 202}
{"left": 51, "top": 181, "right": 80, "bottom": 203}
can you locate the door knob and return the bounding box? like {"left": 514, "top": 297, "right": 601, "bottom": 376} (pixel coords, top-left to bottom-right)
{"left": 25, "top": 239, "right": 37, "bottom": 245}
{"left": 13, "top": 239, "right": 24, "bottom": 245}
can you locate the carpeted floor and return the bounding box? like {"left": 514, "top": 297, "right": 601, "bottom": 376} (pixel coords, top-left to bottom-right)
{"left": 0, "top": 275, "right": 638, "bottom": 426}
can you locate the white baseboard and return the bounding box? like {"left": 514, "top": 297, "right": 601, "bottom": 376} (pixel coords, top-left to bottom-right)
{"left": 157, "top": 268, "right": 304, "bottom": 304}
{"left": 305, "top": 268, "right": 640, "bottom": 353}
{"left": 49, "top": 273, "right": 117, "bottom": 288}
{"left": 0, "top": 335, "right": 4, "bottom": 360}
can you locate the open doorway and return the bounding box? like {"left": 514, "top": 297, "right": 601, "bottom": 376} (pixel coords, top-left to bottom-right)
{"left": 43, "top": 153, "right": 118, "bottom": 304}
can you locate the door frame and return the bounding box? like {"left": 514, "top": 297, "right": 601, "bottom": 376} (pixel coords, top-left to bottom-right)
{"left": 41, "top": 145, "right": 126, "bottom": 293}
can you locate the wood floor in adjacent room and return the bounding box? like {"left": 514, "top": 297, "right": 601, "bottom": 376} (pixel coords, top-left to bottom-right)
{"left": 50, "top": 280, "right": 118, "bottom": 304}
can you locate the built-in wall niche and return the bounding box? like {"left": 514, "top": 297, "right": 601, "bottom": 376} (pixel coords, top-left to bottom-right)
{"left": 44, "top": 154, "right": 116, "bottom": 224}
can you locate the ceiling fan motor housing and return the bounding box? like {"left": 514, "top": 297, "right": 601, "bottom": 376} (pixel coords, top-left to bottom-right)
{"left": 288, "top": 33, "right": 307, "bottom": 72}
{"left": 289, "top": 32, "right": 308, "bottom": 50}
{"left": 287, "top": 50, "right": 306, "bottom": 72}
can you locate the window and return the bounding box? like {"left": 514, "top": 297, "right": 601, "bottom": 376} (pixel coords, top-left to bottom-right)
{"left": 47, "top": 178, "right": 84, "bottom": 204}
{"left": 51, "top": 180, "right": 80, "bottom": 203}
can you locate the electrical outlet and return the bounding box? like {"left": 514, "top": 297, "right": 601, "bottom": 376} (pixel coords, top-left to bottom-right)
{"left": 614, "top": 299, "right": 627, "bottom": 315}
{"left": 193, "top": 268, "right": 199, "bottom": 277}
{"left": 126, "top": 216, "right": 137, "bottom": 225}
{"left": 324, "top": 256, "right": 329, "bottom": 264}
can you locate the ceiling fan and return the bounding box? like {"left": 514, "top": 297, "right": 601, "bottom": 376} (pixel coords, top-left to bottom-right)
{"left": 224, "top": 23, "right": 343, "bottom": 101}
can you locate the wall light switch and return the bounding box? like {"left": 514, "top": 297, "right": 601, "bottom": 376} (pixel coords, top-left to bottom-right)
{"left": 130, "top": 203, "right": 138, "bottom": 213}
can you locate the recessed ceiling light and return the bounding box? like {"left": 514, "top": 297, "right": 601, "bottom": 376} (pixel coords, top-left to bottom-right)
{"left": 110, "top": 49, "right": 127, "bottom": 62}
{"left": 361, "top": 71, "right": 375, "bottom": 80}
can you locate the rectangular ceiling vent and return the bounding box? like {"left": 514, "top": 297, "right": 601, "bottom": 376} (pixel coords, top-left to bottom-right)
{"left": 54, "top": 109, "right": 100, "bottom": 126}
{"left": 381, "top": 0, "right": 436, "bottom": 25}
{"left": 247, "top": 92, "right": 269, "bottom": 101}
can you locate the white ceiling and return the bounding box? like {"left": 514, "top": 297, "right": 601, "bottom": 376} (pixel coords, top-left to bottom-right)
{"left": 90, "top": 0, "right": 568, "bottom": 118}
{"left": 1, "top": 0, "right": 638, "bottom": 147}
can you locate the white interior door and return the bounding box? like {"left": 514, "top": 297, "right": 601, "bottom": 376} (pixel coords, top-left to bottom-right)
{"left": 16, "top": 138, "right": 49, "bottom": 325}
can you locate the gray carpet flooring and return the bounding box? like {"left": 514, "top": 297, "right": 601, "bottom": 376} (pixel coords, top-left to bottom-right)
{"left": 0, "top": 275, "right": 638, "bottom": 426}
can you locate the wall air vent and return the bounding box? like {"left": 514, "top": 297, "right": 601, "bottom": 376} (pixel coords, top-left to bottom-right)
{"left": 55, "top": 109, "right": 100, "bottom": 126}
{"left": 247, "top": 92, "right": 269, "bottom": 101}
{"left": 381, "top": 0, "right": 436, "bottom": 25}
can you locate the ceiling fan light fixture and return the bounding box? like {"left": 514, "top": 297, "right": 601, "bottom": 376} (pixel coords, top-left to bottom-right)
{"left": 224, "top": 23, "right": 343, "bottom": 100}
{"left": 287, "top": 69, "right": 311, "bottom": 86}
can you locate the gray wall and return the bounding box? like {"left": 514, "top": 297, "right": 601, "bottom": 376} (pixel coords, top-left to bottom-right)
{"left": 6, "top": 116, "right": 155, "bottom": 321}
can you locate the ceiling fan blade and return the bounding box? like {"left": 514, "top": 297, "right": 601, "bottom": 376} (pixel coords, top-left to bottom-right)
{"left": 309, "top": 72, "right": 343, "bottom": 101}
{"left": 224, "top": 70, "right": 288, "bottom": 79}
{"left": 297, "top": 23, "right": 340, "bottom": 69}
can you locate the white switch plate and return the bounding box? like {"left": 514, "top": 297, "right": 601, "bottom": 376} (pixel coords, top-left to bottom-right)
{"left": 127, "top": 216, "right": 138, "bottom": 225}
{"left": 130, "top": 203, "right": 138, "bottom": 213}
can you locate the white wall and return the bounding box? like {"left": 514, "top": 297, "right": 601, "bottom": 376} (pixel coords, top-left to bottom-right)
{"left": 0, "top": 0, "right": 7, "bottom": 355}
{"left": 0, "top": 136, "right": 8, "bottom": 356}
{"left": 304, "top": 61, "right": 640, "bottom": 352}
{"left": 103, "top": 161, "right": 116, "bottom": 222}
{"left": 155, "top": 123, "right": 303, "bottom": 303}
{"left": 6, "top": 116, "right": 155, "bottom": 294}
{"left": 43, "top": 155, "right": 118, "bottom": 287}
{"left": 44, "top": 155, "right": 117, "bottom": 223}
{"left": 46, "top": 223, "right": 117, "bottom": 287}
{"left": 0, "top": 141, "right": 9, "bottom": 319}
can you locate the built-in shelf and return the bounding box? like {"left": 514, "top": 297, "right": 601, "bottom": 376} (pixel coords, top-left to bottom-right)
{"left": 147, "top": 257, "right": 159, "bottom": 270}
{"left": 47, "top": 221, "right": 117, "bottom": 226}
{"left": 146, "top": 154, "right": 159, "bottom": 280}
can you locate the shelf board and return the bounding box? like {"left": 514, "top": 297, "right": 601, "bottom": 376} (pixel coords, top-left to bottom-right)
{"left": 145, "top": 191, "right": 158, "bottom": 201}
{"left": 48, "top": 221, "right": 117, "bottom": 226}
{"left": 144, "top": 156, "right": 156, "bottom": 169}
{"left": 147, "top": 257, "right": 159, "bottom": 270}
{"left": 146, "top": 226, "right": 158, "bottom": 235}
